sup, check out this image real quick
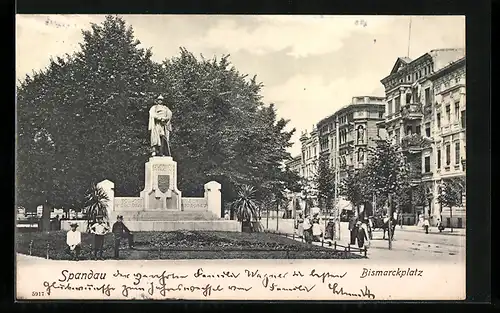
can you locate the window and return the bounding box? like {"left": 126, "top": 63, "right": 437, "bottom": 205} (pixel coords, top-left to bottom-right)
{"left": 446, "top": 144, "right": 451, "bottom": 165}
{"left": 437, "top": 149, "right": 441, "bottom": 169}
{"left": 357, "top": 149, "right": 364, "bottom": 162}
{"left": 406, "top": 126, "right": 412, "bottom": 135}
{"left": 446, "top": 105, "right": 451, "bottom": 122}
{"left": 395, "top": 129, "right": 400, "bottom": 143}
{"left": 395, "top": 96, "right": 401, "bottom": 113}
{"left": 455, "top": 142, "right": 460, "bottom": 165}
{"left": 416, "top": 125, "right": 421, "bottom": 135}
{"left": 379, "top": 112, "right": 384, "bottom": 119}
{"left": 387, "top": 101, "right": 393, "bottom": 115}
{"left": 461, "top": 110, "right": 466, "bottom": 128}
{"left": 357, "top": 125, "right": 365, "bottom": 143}
{"left": 454, "top": 101, "right": 460, "bottom": 122}
{"left": 425, "top": 88, "right": 431, "bottom": 106}
{"left": 425, "top": 123, "right": 431, "bottom": 137}
{"left": 424, "top": 156, "right": 431, "bottom": 173}
{"left": 437, "top": 113, "right": 441, "bottom": 128}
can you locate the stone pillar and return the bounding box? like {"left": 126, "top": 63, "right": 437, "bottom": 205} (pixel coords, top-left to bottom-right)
{"left": 140, "top": 156, "right": 182, "bottom": 211}
{"left": 204, "top": 181, "right": 222, "bottom": 218}
{"left": 97, "top": 179, "right": 115, "bottom": 221}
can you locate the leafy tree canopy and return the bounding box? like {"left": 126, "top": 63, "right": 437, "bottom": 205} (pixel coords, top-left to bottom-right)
{"left": 16, "top": 15, "right": 298, "bottom": 211}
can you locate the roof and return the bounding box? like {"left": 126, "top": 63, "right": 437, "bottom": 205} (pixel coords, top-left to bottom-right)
{"left": 427, "top": 56, "right": 466, "bottom": 80}
{"left": 317, "top": 97, "right": 386, "bottom": 126}
{"left": 382, "top": 48, "right": 465, "bottom": 83}
{"left": 389, "top": 57, "right": 413, "bottom": 75}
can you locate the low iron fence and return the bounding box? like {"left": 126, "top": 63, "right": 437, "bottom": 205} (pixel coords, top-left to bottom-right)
{"left": 264, "top": 229, "right": 368, "bottom": 258}
{"left": 25, "top": 238, "right": 367, "bottom": 260}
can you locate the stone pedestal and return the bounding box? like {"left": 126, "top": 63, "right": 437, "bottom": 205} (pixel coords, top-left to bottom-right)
{"left": 140, "top": 156, "right": 182, "bottom": 211}
{"left": 204, "top": 181, "right": 222, "bottom": 218}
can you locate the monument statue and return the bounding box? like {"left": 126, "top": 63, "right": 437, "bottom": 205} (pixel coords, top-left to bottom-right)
{"left": 148, "top": 95, "right": 172, "bottom": 156}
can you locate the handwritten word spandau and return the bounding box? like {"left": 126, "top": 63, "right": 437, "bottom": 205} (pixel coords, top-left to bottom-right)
{"left": 360, "top": 268, "right": 423, "bottom": 278}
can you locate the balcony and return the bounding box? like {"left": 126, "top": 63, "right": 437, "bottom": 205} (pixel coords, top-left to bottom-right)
{"left": 400, "top": 103, "right": 423, "bottom": 121}
{"left": 400, "top": 134, "right": 433, "bottom": 153}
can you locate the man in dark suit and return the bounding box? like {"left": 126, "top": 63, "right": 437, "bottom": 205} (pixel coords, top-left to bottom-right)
{"left": 112, "top": 215, "right": 134, "bottom": 259}
{"left": 348, "top": 215, "right": 358, "bottom": 245}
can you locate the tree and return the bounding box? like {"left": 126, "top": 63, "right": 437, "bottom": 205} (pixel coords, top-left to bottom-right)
{"left": 16, "top": 16, "right": 297, "bottom": 215}
{"left": 438, "top": 176, "right": 465, "bottom": 231}
{"left": 158, "top": 49, "right": 296, "bottom": 204}
{"left": 84, "top": 184, "right": 110, "bottom": 230}
{"left": 363, "top": 139, "right": 411, "bottom": 216}
{"left": 316, "top": 156, "right": 335, "bottom": 213}
{"left": 231, "top": 185, "right": 260, "bottom": 232}
{"left": 16, "top": 15, "right": 158, "bottom": 210}
{"left": 340, "top": 169, "right": 367, "bottom": 217}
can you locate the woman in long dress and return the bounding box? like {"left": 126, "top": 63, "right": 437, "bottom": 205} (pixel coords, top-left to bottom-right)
{"left": 303, "top": 215, "right": 313, "bottom": 244}
{"left": 312, "top": 214, "right": 322, "bottom": 242}
{"left": 296, "top": 213, "right": 304, "bottom": 238}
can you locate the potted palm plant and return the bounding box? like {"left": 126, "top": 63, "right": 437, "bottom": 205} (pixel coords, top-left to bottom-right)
{"left": 84, "top": 184, "right": 110, "bottom": 232}
{"left": 231, "top": 185, "right": 260, "bottom": 233}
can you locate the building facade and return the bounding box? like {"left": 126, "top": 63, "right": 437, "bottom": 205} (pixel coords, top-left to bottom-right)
{"left": 428, "top": 57, "right": 466, "bottom": 228}
{"left": 378, "top": 48, "right": 465, "bottom": 227}
{"left": 317, "top": 96, "right": 386, "bottom": 181}
{"left": 299, "top": 126, "right": 320, "bottom": 181}
{"left": 284, "top": 155, "right": 302, "bottom": 175}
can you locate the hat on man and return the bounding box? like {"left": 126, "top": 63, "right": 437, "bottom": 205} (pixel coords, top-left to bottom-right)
{"left": 356, "top": 221, "right": 362, "bottom": 226}
{"left": 70, "top": 222, "right": 78, "bottom": 227}
{"left": 157, "top": 95, "right": 164, "bottom": 100}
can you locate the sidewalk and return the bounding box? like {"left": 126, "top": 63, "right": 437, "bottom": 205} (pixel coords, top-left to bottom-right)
{"left": 396, "top": 225, "right": 466, "bottom": 236}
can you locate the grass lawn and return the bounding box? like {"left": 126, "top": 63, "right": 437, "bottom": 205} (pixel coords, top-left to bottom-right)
{"left": 16, "top": 230, "right": 365, "bottom": 260}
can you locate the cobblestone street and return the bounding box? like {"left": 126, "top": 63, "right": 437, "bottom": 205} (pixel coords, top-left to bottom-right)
{"left": 300, "top": 222, "right": 466, "bottom": 263}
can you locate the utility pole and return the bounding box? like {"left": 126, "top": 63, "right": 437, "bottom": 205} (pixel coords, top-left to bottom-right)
{"left": 388, "top": 194, "right": 393, "bottom": 250}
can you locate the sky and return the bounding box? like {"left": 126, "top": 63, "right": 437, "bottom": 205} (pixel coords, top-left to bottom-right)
{"left": 16, "top": 15, "right": 465, "bottom": 156}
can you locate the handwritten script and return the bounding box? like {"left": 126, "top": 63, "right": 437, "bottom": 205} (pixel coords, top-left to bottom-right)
{"left": 37, "top": 267, "right": 378, "bottom": 300}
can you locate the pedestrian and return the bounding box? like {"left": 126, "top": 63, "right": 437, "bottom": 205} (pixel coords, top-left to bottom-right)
{"left": 90, "top": 215, "right": 110, "bottom": 260}
{"left": 312, "top": 214, "right": 322, "bottom": 242}
{"left": 66, "top": 222, "right": 81, "bottom": 260}
{"left": 356, "top": 221, "right": 369, "bottom": 249}
{"left": 224, "top": 211, "right": 230, "bottom": 220}
{"left": 112, "top": 215, "right": 134, "bottom": 259}
{"left": 325, "top": 217, "right": 335, "bottom": 240}
{"left": 367, "top": 216, "right": 374, "bottom": 240}
{"left": 297, "top": 213, "right": 304, "bottom": 238}
{"left": 423, "top": 218, "right": 430, "bottom": 234}
{"left": 348, "top": 215, "right": 358, "bottom": 245}
{"left": 437, "top": 218, "right": 444, "bottom": 232}
{"left": 362, "top": 217, "right": 371, "bottom": 241}
{"left": 303, "top": 215, "right": 313, "bottom": 244}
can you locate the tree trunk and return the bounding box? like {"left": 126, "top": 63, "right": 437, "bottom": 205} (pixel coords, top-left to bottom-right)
{"left": 276, "top": 202, "right": 279, "bottom": 231}
{"left": 450, "top": 206, "right": 453, "bottom": 232}
{"left": 40, "top": 202, "right": 52, "bottom": 232}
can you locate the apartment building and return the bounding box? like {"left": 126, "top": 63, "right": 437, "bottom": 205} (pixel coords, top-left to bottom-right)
{"left": 378, "top": 48, "right": 466, "bottom": 227}
{"left": 317, "top": 96, "right": 386, "bottom": 181}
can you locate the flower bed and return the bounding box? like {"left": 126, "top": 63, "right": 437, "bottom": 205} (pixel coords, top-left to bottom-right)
{"left": 16, "top": 230, "right": 364, "bottom": 260}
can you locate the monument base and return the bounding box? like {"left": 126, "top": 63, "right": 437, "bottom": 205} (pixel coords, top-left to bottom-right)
{"left": 140, "top": 156, "right": 182, "bottom": 211}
